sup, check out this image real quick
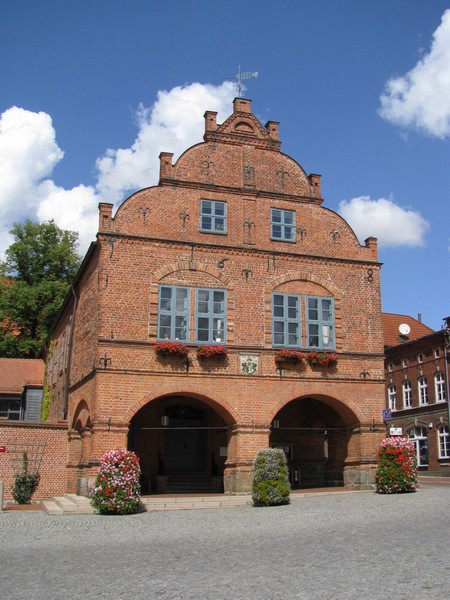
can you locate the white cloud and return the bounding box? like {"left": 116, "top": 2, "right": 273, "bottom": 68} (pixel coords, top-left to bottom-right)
{"left": 95, "top": 82, "right": 235, "bottom": 204}
{"left": 379, "top": 9, "right": 450, "bottom": 138}
{"left": 338, "top": 196, "right": 430, "bottom": 247}
{"left": 0, "top": 81, "right": 236, "bottom": 259}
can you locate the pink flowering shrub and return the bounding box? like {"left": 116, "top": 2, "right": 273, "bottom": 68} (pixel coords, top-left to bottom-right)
{"left": 376, "top": 437, "right": 418, "bottom": 494}
{"left": 90, "top": 449, "right": 142, "bottom": 515}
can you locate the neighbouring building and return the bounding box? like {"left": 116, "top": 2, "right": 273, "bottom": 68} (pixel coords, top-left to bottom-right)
{"left": 47, "top": 97, "right": 386, "bottom": 496}
{"left": 0, "top": 358, "right": 45, "bottom": 421}
{"left": 383, "top": 313, "right": 450, "bottom": 476}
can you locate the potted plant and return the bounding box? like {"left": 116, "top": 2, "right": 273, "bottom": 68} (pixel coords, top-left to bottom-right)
{"left": 197, "top": 345, "right": 228, "bottom": 359}
{"left": 155, "top": 341, "right": 189, "bottom": 359}
{"left": 306, "top": 351, "right": 337, "bottom": 366}
{"left": 376, "top": 437, "right": 418, "bottom": 494}
{"left": 275, "top": 349, "right": 305, "bottom": 363}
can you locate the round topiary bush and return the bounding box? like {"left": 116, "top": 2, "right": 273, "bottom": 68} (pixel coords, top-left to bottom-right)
{"left": 376, "top": 436, "right": 418, "bottom": 494}
{"left": 90, "top": 449, "right": 142, "bottom": 515}
{"left": 252, "top": 447, "right": 291, "bottom": 507}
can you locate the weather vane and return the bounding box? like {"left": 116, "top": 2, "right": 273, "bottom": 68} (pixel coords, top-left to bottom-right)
{"left": 225, "top": 65, "right": 259, "bottom": 97}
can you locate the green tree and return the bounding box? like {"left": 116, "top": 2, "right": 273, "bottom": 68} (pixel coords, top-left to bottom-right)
{"left": 0, "top": 220, "right": 81, "bottom": 358}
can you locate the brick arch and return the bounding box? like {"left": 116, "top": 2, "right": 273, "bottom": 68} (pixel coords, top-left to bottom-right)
{"left": 267, "top": 388, "right": 361, "bottom": 426}
{"left": 71, "top": 400, "right": 92, "bottom": 431}
{"left": 153, "top": 260, "right": 233, "bottom": 288}
{"left": 264, "top": 270, "right": 342, "bottom": 348}
{"left": 125, "top": 383, "right": 239, "bottom": 425}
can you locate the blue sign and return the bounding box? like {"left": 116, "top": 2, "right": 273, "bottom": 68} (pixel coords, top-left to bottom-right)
{"left": 382, "top": 409, "right": 392, "bottom": 421}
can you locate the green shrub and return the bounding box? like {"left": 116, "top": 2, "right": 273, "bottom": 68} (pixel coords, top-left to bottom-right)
{"left": 252, "top": 448, "right": 290, "bottom": 507}
{"left": 90, "top": 449, "right": 142, "bottom": 515}
{"left": 12, "top": 452, "right": 39, "bottom": 504}
{"left": 376, "top": 436, "right": 418, "bottom": 494}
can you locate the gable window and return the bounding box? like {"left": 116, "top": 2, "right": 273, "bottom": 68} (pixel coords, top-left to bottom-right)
{"left": 271, "top": 209, "right": 296, "bottom": 242}
{"left": 196, "top": 289, "right": 226, "bottom": 343}
{"left": 402, "top": 381, "right": 412, "bottom": 408}
{"left": 200, "top": 200, "right": 227, "bottom": 234}
{"left": 272, "top": 294, "right": 301, "bottom": 347}
{"left": 272, "top": 293, "right": 334, "bottom": 350}
{"left": 306, "top": 297, "right": 334, "bottom": 349}
{"left": 158, "top": 286, "right": 189, "bottom": 341}
{"left": 435, "top": 373, "right": 446, "bottom": 402}
{"left": 409, "top": 427, "right": 428, "bottom": 466}
{"left": 438, "top": 425, "right": 450, "bottom": 459}
{"left": 388, "top": 385, "right": 396, "bottom": 411}
{"left": 418, "top": 376, "right": 428, "bottom": 405}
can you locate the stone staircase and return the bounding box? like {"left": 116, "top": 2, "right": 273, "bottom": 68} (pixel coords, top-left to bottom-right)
{"left": 42, "top": 493, "right": 252, "bottom": 515}
{"left": 164, "top": 470, "right": 218, "bottom": 494}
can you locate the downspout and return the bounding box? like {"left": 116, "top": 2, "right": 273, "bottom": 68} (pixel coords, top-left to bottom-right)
{"left": 443, "top": 318, "right": 450, "bottom": 439}
{"left": 64, "top": 285, "right": 78, "bottom": 420}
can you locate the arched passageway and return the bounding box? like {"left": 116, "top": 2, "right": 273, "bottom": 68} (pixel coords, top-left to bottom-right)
{"left": 128, "top": 395, "right": 232, "bottom": 494}
{"left": 270, "top": 396, "right": 356, "bottom": 488}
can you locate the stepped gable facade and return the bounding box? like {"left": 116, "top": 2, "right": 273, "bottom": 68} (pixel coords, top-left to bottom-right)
{"left": 48, "top": 98, "right": 385, "bottom": 496}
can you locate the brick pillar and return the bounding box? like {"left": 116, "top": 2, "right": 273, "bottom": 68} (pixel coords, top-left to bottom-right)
{"left": 343, "top": 427, "right": 384, "bottom": 490}
{"left": 223, "top": 423, "right": 270, "bottom": 494}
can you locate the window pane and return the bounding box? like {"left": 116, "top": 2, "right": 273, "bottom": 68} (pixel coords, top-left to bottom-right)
{"left": 201, "top": 216, "right": 212, "bottom": 230}
{"left": 272, "top": 210, "right": 282, "bottom": 223}
{"left": 202, "top": 201, "right": 212, "bottom": 214}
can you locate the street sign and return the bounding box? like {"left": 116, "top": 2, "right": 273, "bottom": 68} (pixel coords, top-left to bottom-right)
{"left": 0, "top": 446, "right": 6, "bottom": 453}
{"left": 389, "top": 427, "right": 403, "bottom": 436}
{"left": 382, "top": 409, "right": 392, "bottom": 421}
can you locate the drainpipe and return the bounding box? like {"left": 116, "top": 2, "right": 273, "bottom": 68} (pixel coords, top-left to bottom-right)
{"left": 443, "top": 318, "right": 450, "bottom": 439}
{"left": 64, "top": 285, "right": 78, "bottom": 420}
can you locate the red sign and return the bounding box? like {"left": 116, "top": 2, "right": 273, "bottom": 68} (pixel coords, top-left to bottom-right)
{"left": 0, "top": 446, "right": 6, "bottom": 453}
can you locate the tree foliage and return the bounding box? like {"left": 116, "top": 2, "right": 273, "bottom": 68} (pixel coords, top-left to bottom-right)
{"left": 0, "top": 220, "right": 81, "bottom": 358}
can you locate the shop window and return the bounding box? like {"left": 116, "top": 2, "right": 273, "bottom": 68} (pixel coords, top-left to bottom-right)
{"left": 409, "top": 426, "right": 428, "bottom": 466}
{"left": 438, "top": 425, "right": 450, "bottom": 459}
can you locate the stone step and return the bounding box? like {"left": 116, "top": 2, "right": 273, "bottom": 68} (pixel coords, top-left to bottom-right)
{"left": 42, "top": 493, "right": 253, "bottom": 514}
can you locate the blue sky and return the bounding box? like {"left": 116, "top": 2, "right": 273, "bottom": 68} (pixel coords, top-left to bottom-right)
{"left": 1, "top": 1, "right": 449, "bottom": 330}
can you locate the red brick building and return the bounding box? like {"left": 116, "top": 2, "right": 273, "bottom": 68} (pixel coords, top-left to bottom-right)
{"left": 383, "top": 314, "right": 450, "bottom": 476}
{"left": 47, "top": 98, "right": 386, "bottom": 496}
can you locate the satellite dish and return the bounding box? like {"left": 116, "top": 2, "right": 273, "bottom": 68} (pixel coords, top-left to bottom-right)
{"left": 399, "top": 323, "right": 411, "bottom": 335}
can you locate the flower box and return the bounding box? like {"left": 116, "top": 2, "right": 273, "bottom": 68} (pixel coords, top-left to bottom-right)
{"left": 197, "top": 345, "right": 228, "bottom": 359}
{"left": 275, "top": 349, "right": 305, "bottom": 363}
{"left": 155, "top": 341, "right": 189, "bottom": 359}
{"left": 306, "top": 351, "right": 337, "bottom": 366}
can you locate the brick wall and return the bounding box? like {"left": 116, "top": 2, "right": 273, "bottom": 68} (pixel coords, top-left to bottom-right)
{"left": 0, "top": 421, "right": 68, "bottom": 501}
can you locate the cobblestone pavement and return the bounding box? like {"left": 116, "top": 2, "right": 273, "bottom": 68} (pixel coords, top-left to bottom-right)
{"left": 1, "top": 483, "right": 449, "bottom": 600}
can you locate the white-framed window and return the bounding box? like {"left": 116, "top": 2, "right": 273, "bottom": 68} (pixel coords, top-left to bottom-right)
{"left": 438, "top": 425, "right": 450, "bottom": 459}
{"left": 402, "top": 380, "right": 412, "bottom": 408}
{"left": 200, "top": 200, "right": 227, "bottom": 234}
{"left": 409, "top": 427, "right": 428, "bottom": 466}
{"left": 417, "top": 353, "right": 423, "bottom": 364}
{"left": 418, "top": 376, "right": 428, "bottom": 405}
{"left": 388, "top": 385, "right": 397, "bottom": 411}
{"left": 271, "top": 208, "right": 296, "bottom": 242}
{"left": 157, "top": 285, "right": 226, "bottom": 344}
{"left": 435, "top": 372, "right": 446, "bottom": 402}
{"left": 402, "top": 358, "right": 408, "bottom": 368}
{"left": 387, "top": 361, "right": 393, "bottom": 372}
{"left": 272, "top": 293, "right": 335, "bottom": 350}
{"left": 434, "top": 347, "right": 440, "bottom": 359}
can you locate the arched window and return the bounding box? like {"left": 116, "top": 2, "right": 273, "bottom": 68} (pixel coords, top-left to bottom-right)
{"left": 438, "top": 425, "right": 450, "bottom": 459}
{"left": 418, "top": 377, "right": 428, "bottom": 405}
{"left": 434, "top": 373, "right": 446, "bottom": 403}
{"left": 409, "top": 427, "right": 428, "bottom": 466}
{"left": 402, "top": 381, "right": 412, "bottom": 408}
{"left": 388, "top": 385, "right": 396, "bottom": 411}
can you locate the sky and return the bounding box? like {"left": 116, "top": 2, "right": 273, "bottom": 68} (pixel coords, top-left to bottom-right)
{"left": 1, "top": 0, "right": 449, "bottom": 330}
